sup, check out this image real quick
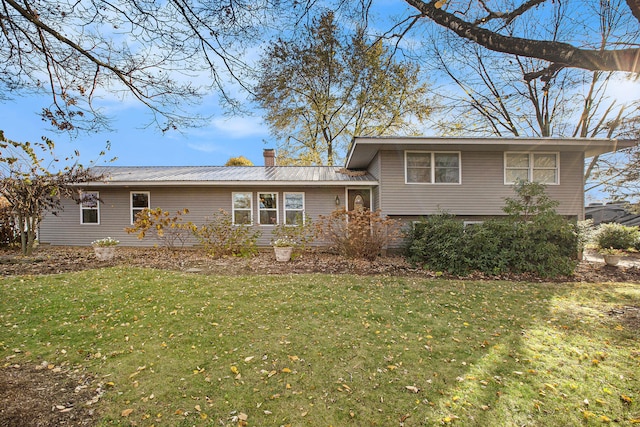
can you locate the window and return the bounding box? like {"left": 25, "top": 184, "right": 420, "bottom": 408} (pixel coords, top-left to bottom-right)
{"left": 258, "top": 193, "right": 278, "bottom": 225}
{"left": 233, "top": 192, "right": 252, "bottom": 225}
{"left": 131, "top": 192, "right": 150, "bottom": 224}
{"left": 505, "top": 152, "right": 558, "bottom": 184}
{"left": 405, "top": 151, "right": 460, "bottom": 184}
{"left": 80, "top": 191, "right": 99, "bottom": 224}
{"left": 284, "top": 192, "right": 305, "bottom": 225}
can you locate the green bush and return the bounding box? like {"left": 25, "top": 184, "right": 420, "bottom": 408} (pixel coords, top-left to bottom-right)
{"left": 594, "top": 222, "right": 639, "bottom": 250}
{"left": 405, "top": 213, "right": 468, "bottom": 275}
{"left": 191, "top": 209, "right": 261, "bottom": 258}
{"left": 405, "top": 212, "right": 578, "bottom": 278}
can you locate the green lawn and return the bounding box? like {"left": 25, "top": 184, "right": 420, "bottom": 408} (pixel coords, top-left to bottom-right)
{"left": 1, "top": 267, "right": 639, "bottom": 426}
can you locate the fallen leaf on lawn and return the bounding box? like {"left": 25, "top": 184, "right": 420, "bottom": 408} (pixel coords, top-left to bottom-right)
{"left": 231, "top": 366, "right": 239, "bottom": 375}
{"left": 244, "top": 356, "right": 255, "bottom": 363}
{"left": 281, "top": 367, "right": 292, "bottom": 373}
{"left": 238, "top": 412, "right": 248, "bottom": 421}
{"left": 121, "top": 408, "right": 133, "bottom": 417}
{"left": 405, "top": 386, "right": 420, "bottom": 393}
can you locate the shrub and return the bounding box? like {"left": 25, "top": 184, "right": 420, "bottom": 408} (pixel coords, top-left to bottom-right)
{"left": 191, "top": 209, "right": 261, "bottom": 258}
{"left": 317, "top": 208, "right": 400, "bottom": 261}
{"left": 0, "top": 203, "right": 19, "bottom": 247}
{"left": 125, "top": 208, "right": 192, "bottom": 250}
{"left": 270, "top": 213, "right": 314, "bottom": 257}
{"left": 405, "top": 213, "right": 468, "bottom": 275}
{"left": 405, "top": 213, "right": 578, "bottom": 277}
{"left": 405, "top": 186, "right": 579, "bottom": 279}
{"left": 594, "top": 222, "right": 639, "bottom": 250}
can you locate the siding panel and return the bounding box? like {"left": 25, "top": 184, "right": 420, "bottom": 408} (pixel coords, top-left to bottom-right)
{"left": 377, "top": 150, "right": 584, "bottom": 217}
{"left": 40, "top": 186, "right": 351, "bottom": 247}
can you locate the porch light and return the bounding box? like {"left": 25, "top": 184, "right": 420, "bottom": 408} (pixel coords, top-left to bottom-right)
{"left": 335, "top": 195, "right": 340, "bottom": 205}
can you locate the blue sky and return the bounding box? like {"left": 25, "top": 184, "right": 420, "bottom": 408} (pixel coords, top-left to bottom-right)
{"left": 0, "top": 93, "right": 272, "bottom": 168}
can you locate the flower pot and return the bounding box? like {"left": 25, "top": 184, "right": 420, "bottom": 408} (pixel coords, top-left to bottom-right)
{"left": 603, "top": 254, "right": 621, "bottom": 266}
{"left": 93, "top": 246, "right": 116, "bottom": 261}
{"left": 274, "top": 246, "right": 293, "bottom": 262}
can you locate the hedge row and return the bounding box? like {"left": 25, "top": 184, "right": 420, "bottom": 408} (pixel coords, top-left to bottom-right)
{"left": 404, "top": 213, "right": 579, "bottom": 277}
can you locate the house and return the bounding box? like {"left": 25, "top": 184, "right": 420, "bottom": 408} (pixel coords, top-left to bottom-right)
{"left": 585, "top": 202, "right": 640, "bottom": 226}
{"left": 39, "top": 137, "right": 633, "bottom": 247}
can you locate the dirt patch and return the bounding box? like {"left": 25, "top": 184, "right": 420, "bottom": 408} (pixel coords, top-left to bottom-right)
{"left": 1, "top": 245, "right": 640, "bottom": 427}
{"left": 608, "top": 305, "right": 640, "bottom": 331}
{"left": 0, "top": 363, "right": 102, "bottom": 427}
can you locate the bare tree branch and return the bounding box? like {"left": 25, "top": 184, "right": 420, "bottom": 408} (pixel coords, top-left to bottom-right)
{"left": 404, "top": 0, "right": 640, "bottom": 74}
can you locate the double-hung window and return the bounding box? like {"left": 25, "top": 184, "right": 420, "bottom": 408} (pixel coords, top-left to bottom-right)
{"left": 80, "top": 191, "right": 99, "bottom": 224}
{"left": 504, "top": 152, "right": 559, "bottom": 184}
{"left": 131, "top": 192, "right": 150, "bottom": 224}
{"left": 233, "top": 192, "right": 252, "bottom": 225}
{"left": 405, "top": 151, "right": 460, "bottom": 184}
{"left": 284, "top": 192, "right": 305, "bottom": 225}
{"left": 258, "top": 193, "right": 278, "bottom": 225}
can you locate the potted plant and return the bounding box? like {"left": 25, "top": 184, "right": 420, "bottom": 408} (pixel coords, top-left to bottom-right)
{"left": 270, "top": 215, "right": 315, "bottom": 262}
{"left": 599, "top": 247, "right": 623, "bottom": 266}
{"left": 91, "top": 237, "right": 119, "bottom": 261}
{"left": 594, "top": 223, "right": 639, "bottom": 267}
{"left": 272, "top": 238, "right": 294, "bottom": 262}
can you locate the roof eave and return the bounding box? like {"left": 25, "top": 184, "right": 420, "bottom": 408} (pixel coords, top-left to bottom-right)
{"left": 346, "top": 137, "right": 636, "bottom": 169}
{"left": 72, "top": 180, "right": 379, "bottom": 187}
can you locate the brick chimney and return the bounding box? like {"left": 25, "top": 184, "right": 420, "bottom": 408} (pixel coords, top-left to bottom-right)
{"left": 263, "top": 148, "right": 275, "bottom": 167}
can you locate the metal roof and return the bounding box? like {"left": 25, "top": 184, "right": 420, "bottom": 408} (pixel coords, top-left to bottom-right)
{"left": 346, "top": 136, "right": 636, "bottom": 169}
{"left": 87, "top": 166, "right": 377, "bottom": 186}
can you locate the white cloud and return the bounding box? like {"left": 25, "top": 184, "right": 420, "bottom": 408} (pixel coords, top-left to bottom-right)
{"left": 211, "top": 116, "right": 268, "bottom": 138}
{"left": 186, "top": 142, "right": 223, "bottom": 153}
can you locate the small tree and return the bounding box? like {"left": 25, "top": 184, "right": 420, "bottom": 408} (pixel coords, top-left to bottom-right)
{"left": 0, "top": 132, "right": 98, "bottom": 255}
{"left": 125, "top": 207, "right": 192, "bottom": 251}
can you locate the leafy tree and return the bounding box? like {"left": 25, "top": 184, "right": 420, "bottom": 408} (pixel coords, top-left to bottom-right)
{"left": 254, "top": 11, "right": 434, "bottom": 165}
{"left": 224, "top": 156, "right": 254, "bottom": 166}
{"left": 0, "top": 131, "right": 98, "bottom": 255}
{"left": 401, "top": 0, "right": 640, "bottom": 76}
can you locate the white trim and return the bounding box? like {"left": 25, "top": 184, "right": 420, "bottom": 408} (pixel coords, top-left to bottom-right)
{"left": 80, "top": 191, "right": 100, "bottom": 225}
{"left": 404, "top": 151, "right": 462, "bottom": 185}
{"left": 232, "top": 192, "right": 253, "bottom": 225}
{"left": 504, "top": 152, "right": 560, "bottom": 185}
{"left": 130, "top": 191, "right": 150, "bottom": 225}
{"left": 283, "top": 192, "right": 305, "bottom": 225}
{"left": 257, "top": 192, "right": 279, "bottom": 225}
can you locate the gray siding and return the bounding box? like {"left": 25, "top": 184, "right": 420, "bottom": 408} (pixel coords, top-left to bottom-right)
{"left": 40, "top": 186, "right": 349, "bottom": 247}
{"left": 376, "top": 150, "right": 584, "bottom": 218}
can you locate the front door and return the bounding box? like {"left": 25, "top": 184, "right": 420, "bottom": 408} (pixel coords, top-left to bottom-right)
{"left": 347, "top": 189, "right": 371, "bottom": 211}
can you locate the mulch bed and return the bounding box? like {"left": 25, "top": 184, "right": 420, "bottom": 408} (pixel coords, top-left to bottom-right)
{"left": 2, "top": 245, "right": 640, "bottom": 283}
